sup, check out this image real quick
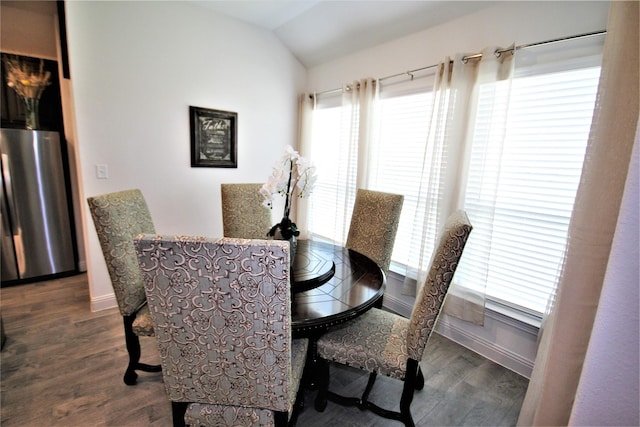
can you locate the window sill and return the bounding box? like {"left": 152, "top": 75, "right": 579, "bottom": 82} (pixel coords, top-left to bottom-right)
{"left": 485, "top": 299, "right": 542, "bottom": 330}
{"left": 386, "top": 266, "right": 542, "bottom": 330}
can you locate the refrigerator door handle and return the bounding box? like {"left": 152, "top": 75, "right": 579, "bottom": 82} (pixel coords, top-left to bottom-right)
{"left": 1, "top": 152, "right": 20, "bottom": 281}
{"left": 2, "top": 152, "right": 26, "bottom": 277}
{"left": 1, "top": 153, "right": 19, "bottom": 233}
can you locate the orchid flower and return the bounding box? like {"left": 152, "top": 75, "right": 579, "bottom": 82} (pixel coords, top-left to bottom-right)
{"left": 260, "top": 145, "right": 316, "bottom": 219}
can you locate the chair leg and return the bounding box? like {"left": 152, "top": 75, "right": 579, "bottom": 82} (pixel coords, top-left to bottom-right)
{"left": 171, "top": 401, "right": 188, "bottom": 427}
{"left": 122, "top": 315, "right": 161, "bottom": 385}
{"left": 399, "top": 359, "right": 419, "bottom": 427}
{"left": 361, "top": 372, "right": 377, "bottom": 404}
{"left": 416, "top": 365, "right": 425, "bottom": 390}
{"left": 274, "top": 411, "right": 288, "bottom": 427}
{"left": 314, "top": 357, "right": 330, "bottom": 412}
{"left": 123, "top": 315, "right": 142, "bottom": 385}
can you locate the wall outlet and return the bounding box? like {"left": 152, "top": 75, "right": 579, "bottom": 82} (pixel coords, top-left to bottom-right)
{"left": 96, "top": 164, "right": 109, "bottom": 179}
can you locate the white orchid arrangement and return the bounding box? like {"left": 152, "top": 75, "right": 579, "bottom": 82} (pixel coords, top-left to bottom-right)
{"left": 260, "top": 145, "right": 316, "bottom": 223}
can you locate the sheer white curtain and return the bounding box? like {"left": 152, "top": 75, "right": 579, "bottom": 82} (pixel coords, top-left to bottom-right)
{"left": 401, "top": 47, "right": 514, "bottom": 326}
{"left": 304, "top": 78, "right": 377, "bottom": 245}
{"left": 296, "top": 92, "right": 314, "bottom": 239}
{"left": 517, "top": 2, "right": 639, "bottom": 425}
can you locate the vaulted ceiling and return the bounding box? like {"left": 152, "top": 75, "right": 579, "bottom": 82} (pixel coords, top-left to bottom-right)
{"left": 192, "top": 1, "right": 501, "bottom": 67}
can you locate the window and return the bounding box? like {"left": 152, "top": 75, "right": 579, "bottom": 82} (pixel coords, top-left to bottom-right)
{"left": 307, "top": 98, "right": 357, "bottom": 243}
{"left": 456, "top": 64, "right": 602, "bottom": 315}
{"left": 307, "top": 40, "right": 602, "bottom": 318}
{"left": 369, "top": 88, "right": 435, "bottom": 269}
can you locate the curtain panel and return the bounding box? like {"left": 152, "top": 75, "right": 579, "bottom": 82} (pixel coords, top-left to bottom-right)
{"left": 301, "top": 79, "right": 376, "bottom": 245}
{"left": 296, "top": 92, "right": 314, "bottom": 239}
{"left": 413, "top": 47, "right": 515, "bottom": 325}
{"left": 517, "top": 1, "right": 639, "bottom": 425}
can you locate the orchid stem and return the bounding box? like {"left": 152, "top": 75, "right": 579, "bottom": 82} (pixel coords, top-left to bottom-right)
{"left": 284, "top": 159, "right": 293, "bottom": 219}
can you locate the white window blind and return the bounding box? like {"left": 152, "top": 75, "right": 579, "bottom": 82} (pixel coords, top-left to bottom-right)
{"left": 456, "top": 64, "right": 602, "bottom": 316}
{"left": 307, "top": 100, "right": 358, "bottom": 243}
{"left": 369, "top": 87, "right": 435, "bottom": 269}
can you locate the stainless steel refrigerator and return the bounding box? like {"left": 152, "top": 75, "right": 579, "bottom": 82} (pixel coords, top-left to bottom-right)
{"left": 1, "top": 129, "right": 76, "bottom": 283}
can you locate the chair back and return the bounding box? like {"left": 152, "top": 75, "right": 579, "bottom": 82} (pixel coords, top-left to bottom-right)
{"left": 406, "top": 210, "right": 472, "bottom": 361}
{"left": 87, "top": 189, "right": 155, "bottom": 317}
{"left": 134, "top": 235, "right": 293, "bottom": 412}
{"left": 221, "top": 183, "right": 272, "bottom": 239}
{"left": 346, "top": 189, "right": 404, "bottom": 273}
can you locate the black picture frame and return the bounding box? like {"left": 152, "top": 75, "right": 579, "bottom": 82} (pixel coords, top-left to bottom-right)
{"left": 190, "top": 106, "right": 237, "bottom": 168}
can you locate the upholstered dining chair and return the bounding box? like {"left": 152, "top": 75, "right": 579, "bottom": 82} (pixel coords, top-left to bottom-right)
{"left": 221, "top": 183, "right": 273, "bottom": 239}
{"left": 87, "top": 188, "right": 161, "bottom": 385}
{"left": 346, "top": 189, "right": 404, "bottom": 275}
{"left": 314, "top": 210, "right": 472, "bottom": 427}
{"left": 134, "top": 235, "right": 309, "bottom": 427}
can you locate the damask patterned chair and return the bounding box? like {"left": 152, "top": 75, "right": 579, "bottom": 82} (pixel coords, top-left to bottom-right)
{"left": 87, "top": 189, "right": 161, "bottom": 385}
{"left": 346, "top": 189, "right": 404, "bottom": 275}
{"left": 221, "top": 183, "right": 273, "bottom": 239}
{"left": 314, "top": 210, "right": 472, "bottom": 427}
{"left": 134, "top": 235, "right": 309, "bottom": 427}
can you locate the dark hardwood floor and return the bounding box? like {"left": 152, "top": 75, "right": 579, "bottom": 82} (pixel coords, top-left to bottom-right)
{"left": 0, "top": 274, "right": 528, "bottom": 426}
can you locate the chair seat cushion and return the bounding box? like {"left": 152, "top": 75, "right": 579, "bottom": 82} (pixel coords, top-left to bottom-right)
{"left": 184, "top": 338, "right": 309, "bottom": 426}
{"left": 185, "top": 404, "right": 275, "bottom": 427}
{"left": 131, "top": 304, "right": 154, "bottom": 337}
{"left": 317, "top": 308, "right": 409, "bottom": 380}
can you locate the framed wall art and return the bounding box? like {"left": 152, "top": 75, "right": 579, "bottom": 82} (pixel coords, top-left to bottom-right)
{"left": 190, "top": 106, "right": 238, "bottom": 168}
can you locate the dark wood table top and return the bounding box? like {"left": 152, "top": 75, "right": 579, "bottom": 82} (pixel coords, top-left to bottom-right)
{"left": 291, "top": 240, "right": 385, "bottom": 336}
{"left": 291, "top": 240, "right": 336, "bottom": 293}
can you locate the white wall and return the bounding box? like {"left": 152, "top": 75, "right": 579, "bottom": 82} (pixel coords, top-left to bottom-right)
{"left": 305, "top": 0, "right": 610, "bottom": 377}
{"left": 65, "top": 1, "right": 306, "bottom": 310}
{"left": 307, "top": 1, "right": 610, "bottom": 90}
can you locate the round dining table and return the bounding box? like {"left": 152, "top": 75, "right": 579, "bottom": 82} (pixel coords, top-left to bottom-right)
{"left": 290, "top": 239, "right": 385, "bottom": 337}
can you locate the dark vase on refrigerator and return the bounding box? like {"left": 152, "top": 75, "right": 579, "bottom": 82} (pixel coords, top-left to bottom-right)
{"left": 0, "top": 129, "right": 77, "bottom": 284}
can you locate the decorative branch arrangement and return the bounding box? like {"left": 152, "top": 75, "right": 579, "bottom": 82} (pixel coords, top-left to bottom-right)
{"left": 2, "top": 55, "right": 52, "bottom": 130}
{"left": 3, "top": 55, "right": 51, "bottom": 100}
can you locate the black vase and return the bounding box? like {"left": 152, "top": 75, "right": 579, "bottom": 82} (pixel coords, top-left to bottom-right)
{"left": 267, "top": 217, "right": 299, "bottom": 265}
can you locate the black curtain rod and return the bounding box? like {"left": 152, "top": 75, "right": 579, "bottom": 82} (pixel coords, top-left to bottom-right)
{"left": 310, "top": 29, "right": 607, "bottom": 99}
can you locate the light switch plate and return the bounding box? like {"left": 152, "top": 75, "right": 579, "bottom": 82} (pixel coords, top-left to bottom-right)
{"left": 96, "top": 164, "right": 109, "bottom": 179}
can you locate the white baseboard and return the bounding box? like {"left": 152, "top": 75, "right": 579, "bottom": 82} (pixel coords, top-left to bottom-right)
{"left": 436, "top": 316, "right": 534, "bottom": 378}
{"left": 91, "top": 293, "right": 117, "bottom": 312}
{"left": 383, "top": 292, "right": 413, "bottom": 317}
